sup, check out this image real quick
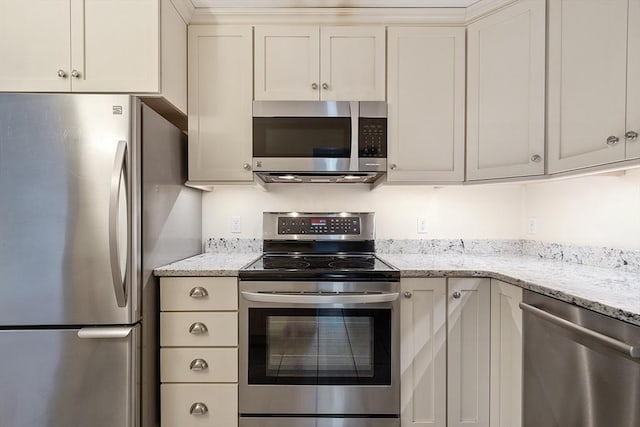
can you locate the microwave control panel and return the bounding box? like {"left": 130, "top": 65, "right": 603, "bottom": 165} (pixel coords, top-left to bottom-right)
{"left": 278, "top": 216, "right": 361, "bottom": 235}
{"left": 359, "top": 117, "right": 387, "bottom": 158}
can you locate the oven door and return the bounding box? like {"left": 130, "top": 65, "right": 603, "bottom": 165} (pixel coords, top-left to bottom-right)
{"left": 239, "top": 281, "right": 400, "bottom": 417}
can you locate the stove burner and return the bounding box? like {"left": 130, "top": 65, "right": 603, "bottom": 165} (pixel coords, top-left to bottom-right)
{"left": 262, "top": 259, "right": 311, "bottom": 269}
{"left": 328, "top": 259, "right": 375, "bottom": 269}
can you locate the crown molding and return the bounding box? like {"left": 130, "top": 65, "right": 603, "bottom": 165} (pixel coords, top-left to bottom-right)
{"left": 169, "top": 0, "right": 196, "bottom": 22}
{"left": 465, "top": 0, "right": 518, "bottom": 22}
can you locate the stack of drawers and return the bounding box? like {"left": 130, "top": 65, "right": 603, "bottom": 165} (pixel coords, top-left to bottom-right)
{"left": 160, "top": 277, "right": 238, "bottom": 427}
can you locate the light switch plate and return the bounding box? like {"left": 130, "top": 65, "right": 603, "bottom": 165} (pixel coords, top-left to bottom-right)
{"left": 231, "top": 216, "right": 242, "bottom": 234}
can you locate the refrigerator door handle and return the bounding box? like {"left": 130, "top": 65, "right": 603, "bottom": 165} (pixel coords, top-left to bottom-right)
{"left": 109, "top": 140, "right": 129, "bottom": 308}
{"left": 77, "top": 326, "right": 133, "bottom": 339}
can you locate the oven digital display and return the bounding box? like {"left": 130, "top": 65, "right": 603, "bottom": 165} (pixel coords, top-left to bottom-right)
{"left": 311, "top": 218, "right": 327, "bottom": 227}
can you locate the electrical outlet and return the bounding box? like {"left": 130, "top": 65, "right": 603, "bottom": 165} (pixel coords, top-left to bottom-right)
{"left": 230, "top": 216, "right": 242, "bottom": 234}
{"left": 417, "top": 216, "right": 428, "bottom": 234}
{"left": 527, "top": 217, "right": 538, "bottom": 235}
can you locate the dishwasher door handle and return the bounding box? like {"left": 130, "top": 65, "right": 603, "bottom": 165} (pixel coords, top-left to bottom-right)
{"left": 519, "top": 302, "right": 640, "bottom": 358}
{"left": 241, "top": 291, "right": 399, "bottom": 305}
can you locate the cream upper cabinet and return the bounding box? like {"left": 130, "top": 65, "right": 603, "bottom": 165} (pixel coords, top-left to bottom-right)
{"left": 489, "top": 280, "right": 523, "bottom": 427}
{"left": 547, "top": 0, "right": 631, "bottom": 172}
{"left": 387, "top": 27, "right": 465, "bottom": 182}
{"left": 254, "top": 25, "right": 385, "bottom": 101}
{"left": 627, "top": 0, "right": 640, "bottom": 159}
{"left": 188, "top": 25, "right": 253, "bottom": 183}
{"left": 466, "top": 0, "right": 546, "bottom": 181}
{"left": 400, "top": 278, "right": 447, "bottom": 427}
{"left": 0, "top": 0, "right": 186, "bottom": 111}
{"left": 447, "top": 278, "right": 490, "bottom": 427}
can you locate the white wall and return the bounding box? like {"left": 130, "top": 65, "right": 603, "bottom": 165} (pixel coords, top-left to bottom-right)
{"left": 522, "top": 168, "right": 640, "bottom": 250}
{"left": 202, "top": 183, "right": 524, "bottom": 240}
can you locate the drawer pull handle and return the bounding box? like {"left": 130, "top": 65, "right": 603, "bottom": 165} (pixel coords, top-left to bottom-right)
{"left": 189, "top": 358, "right": 209, "bottom": 371}
{"left": 189, "top": 322, "right": 208, "bottom": 335}
{"left": 189, "top": 287, "right": 208, "bottom": 298}
{"left": 190, "top": 402, "right": 208, "bottom": 416}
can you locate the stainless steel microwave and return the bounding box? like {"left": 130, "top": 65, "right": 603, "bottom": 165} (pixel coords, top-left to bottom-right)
{"left": 252, "top": 101, "right": 387, "bottom": 184}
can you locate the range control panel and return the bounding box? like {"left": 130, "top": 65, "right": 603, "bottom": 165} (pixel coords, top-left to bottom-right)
{"left": 278, "top": 216, "right": 361, "bottom": 235}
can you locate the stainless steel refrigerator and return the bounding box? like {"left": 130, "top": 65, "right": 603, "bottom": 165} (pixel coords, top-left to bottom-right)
{"left": 0, "top": 94, "right": 202, "bottom": 427}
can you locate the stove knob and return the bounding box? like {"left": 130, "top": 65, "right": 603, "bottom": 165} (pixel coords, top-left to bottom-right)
{"left": 403, "top": 291, "right": 412, "bottom": 299}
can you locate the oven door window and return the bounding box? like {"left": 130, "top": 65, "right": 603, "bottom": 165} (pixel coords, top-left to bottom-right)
{"left": 248, "top": 308, "right": 391, "bottom": 385}
{"left": 253, "top": 117, "right": 351, "bottom": 158}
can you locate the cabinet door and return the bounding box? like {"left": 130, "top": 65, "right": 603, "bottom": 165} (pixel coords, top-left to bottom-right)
{"left": 400, "top": 278, "right": 446, "bottom": 427}
{"left": 70, "top": 0, "right": 159, "bottom": 93}
{"left": 447, "top": 278, "right": 490, "bottom": 427}
{"left": 188, "top": 26, "right": 253, "bottom": 183}
{"left": 387, "top": 27, "right": 465, "bottom": 182}
{"left": 320, "top": 26, "right": 385, "bottom": 101}
{"left": 467, "top": 0, "right": 546, "bottom": 180}
{"left": 627, "top": 0, "right": 640, "bottom": 159}
{"left": 0, "top": 0, "right": 71, "bottom": 91}
{"left": 254, "top": 26, "right": 320, "bottom": 101}
{"left": 547, "top": 0, "right": 628, "bottom": 173}
{"left": 490, "top": 280, "right": 523, "bottom": 427}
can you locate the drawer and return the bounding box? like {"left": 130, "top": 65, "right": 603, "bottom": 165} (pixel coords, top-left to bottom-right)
{"left": 160, "top": 277, "right": 238, "bottom": 311}
{"left": 161, "top": 384, "right": 237, "bottom": 427}
{"left": 161, "top": 348, "right": 238, "bottom": 383}
{"left": 161, "top": 312, "right": 237, "bottom": 347}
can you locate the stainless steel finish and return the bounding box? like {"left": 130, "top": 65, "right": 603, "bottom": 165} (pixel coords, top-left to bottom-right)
{"left": 520, "top": 302, "right": 640, "bottom": 358}
{"left": 189, "top": 359, "right": 209, "bottom": 371}
{"left": 77, "top": 327, "right": 134, "bottom": 339}
{"left": 530, "top": 154, "right": 542, "bottom": 162}
{"left": 0, "top": 325, "right": 140, "bottom": 427}
{"left": 606, "top": 135, "right": 620, "bottom": 145}
{"left": 625, "top": 130, "right": 639, "bottom": 141}
{"left": 239, "top": 280, "right": 400, "bottom": 416}
{"left": 404, "top": 291, "right": 413, "bottom": 298}
{"left": 255, "top": 171, "right": 385, "bottom": 184}
{"left": 242, "top": 162, "right": 251, "bottom": 171}
{"left": 189, "top": 402, "right": 208, "bottom": 416}
{"left": 110, "top": 140, "right": 129, "bottom": 308}
{"left": 360, "top": 101, "right": 388, "bottom": 118}
{"left": 311, "top": 83, "right": 318, "bottom": 90}
{"left": 240, "top": 418, "right": 399, "bottom": 427}
{"left": 189, "top": 287, "right": 209, "bottom": 298}
{"left": 241, "top": 291, "right": 399, "bottom": 304}
{"left": 452, "top": 291, "right": 462, "bottom": 299}
{"left": 523, "top": 290, "right": 640, "bottom": 427}
{"left": 349, "top": 101, "right": 359, "bottom": 171}
{"left": 253, "top": 101, "right": 351, "bottom": 117}
{"left": 71, "top": 69, "right": 81, "bottom": 78}
{"left": 262, "top": 212, "right": 376, "bottom": 241}
{"left": 322, "top": 82, "right": 329, "bottom": 90}
{"left": 390, "top": 163, "right": 397, "bottom": 170}
{"left": 57, "top": 69, "right": 67, "bottom": 78}
{"left": 189, "top": 322, "right": 208, "bottom": 335}
{"left": 254, "top": 157, "right": 357, "bottom": 172}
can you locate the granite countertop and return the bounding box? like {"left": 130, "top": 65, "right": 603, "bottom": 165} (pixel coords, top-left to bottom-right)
{"left": 154, "top": 251, "right": 640, "bottom": 326}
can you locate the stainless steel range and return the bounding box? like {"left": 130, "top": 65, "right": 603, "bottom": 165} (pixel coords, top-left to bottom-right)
{"left": 238, "top": 212, "right": 400, "bottom": 427}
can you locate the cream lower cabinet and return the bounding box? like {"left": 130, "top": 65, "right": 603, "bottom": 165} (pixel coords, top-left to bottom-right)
{"left": 466, "top": 0, "right": 546, "bottom": 181}
{"left": 160, "top": 277, "right": 239, "bottom": 427}
{"left": 188, "top": 25, "right": 253, "bottom": 183}
{"left": 489, "top": 280, "right": 523, "bottom": 427}
{"left": 387, "top": 27, "right": 465, "bottom": 183}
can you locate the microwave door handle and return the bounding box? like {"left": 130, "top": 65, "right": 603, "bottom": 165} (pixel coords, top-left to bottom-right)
{"left": 241, "top": 291, "right": 399, "bottom": 305}
{"left": 349, "top": 101, "right": 359, "bottom": 171}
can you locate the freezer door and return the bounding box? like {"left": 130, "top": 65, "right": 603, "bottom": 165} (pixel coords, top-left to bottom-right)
{"left": 0, "top": 93, "right": 139, "bottom": 325}
{"left": 0, "top": 325, "right": 140, "bottom": 427}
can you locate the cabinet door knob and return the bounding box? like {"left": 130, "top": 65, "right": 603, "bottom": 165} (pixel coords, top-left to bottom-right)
{"left": 190, "top": 402, "right": 208, "bottom": 415}
{"left": 311, "top": 83, "right": 318, "bottom": 90}
{"left": 57, "top": 69, "right": 67, "bottom": 78}
{"left": 189, "top": 287, "right": 208, "bottom": 298}
{"left": 452, "top": 291, "right": 462, "bottom": 299}
{"left": 403, "top": 291, "right": 412, "bottom": 299}
{"left": 189, "top": 322, "right": 208, "bottom": 335}
{"left": 322, "top": 82, "right": 329, "bottom": 90}
{"left": 625, "top": 131, "right": 639, "bottom": 142}
{"left": 243, "top": 163, "right": 251, "bottom": 171}
{"left": 606, "top": 135, "right": 620, "bottom": 146}
{"left": 530, "top": 154, "right": 542, "bottom": 163}
{"left": 189, "top": 358, "right": 209, "bottom": 371}
{"left": 71, "top": 69, "right": 81, "bottom": 78}
{"left": 390, "top": 163, "right": 397, "bottom": 170}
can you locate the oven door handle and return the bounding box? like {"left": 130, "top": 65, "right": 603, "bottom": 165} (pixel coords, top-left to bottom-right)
{"left": 241, "top": 291, "right": 399, "bottom": 305}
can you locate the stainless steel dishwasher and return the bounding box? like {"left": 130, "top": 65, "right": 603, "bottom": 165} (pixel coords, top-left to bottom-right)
{"left": 521, "top": 290, "right": 640, "bottom": 427}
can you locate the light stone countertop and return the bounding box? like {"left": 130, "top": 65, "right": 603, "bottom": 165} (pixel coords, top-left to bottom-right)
{"left": 154, "top": 251, "right": 640, "bottom": 326}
